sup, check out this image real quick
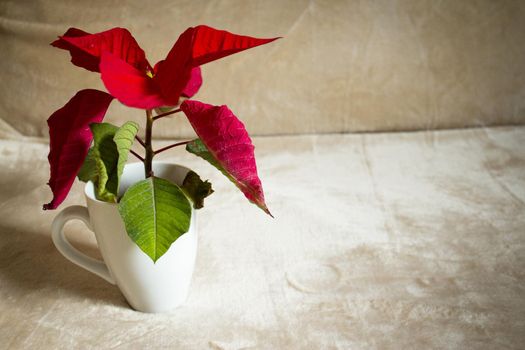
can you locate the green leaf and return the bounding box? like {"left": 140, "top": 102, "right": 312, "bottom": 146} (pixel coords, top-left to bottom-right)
{"left": 81, "top": 122, "right": 138, "bottom": 202}
{"left": 90, "top": 122, "right": 119, "bottom": 202}
{"left": 78, "top": 148, "right": 97, "bottom": 183}
{"left": 181, "top": 170, "right": 214, "bottom": 209}
{"left": 113, "top": 121, "right": 139, "bottom": 192}
{"left": 118, "top": 177, "right": 192, "bottom": 262}
{"left": 186, "top": 139, "right": 224, "bottom": 175}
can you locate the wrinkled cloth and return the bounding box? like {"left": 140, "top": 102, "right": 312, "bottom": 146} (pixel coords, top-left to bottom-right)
{"left": 0, "top": 126, "right": 524, "bottom": 349}
{"left": 2, "top": 0, "right": 525, "bottom": 138}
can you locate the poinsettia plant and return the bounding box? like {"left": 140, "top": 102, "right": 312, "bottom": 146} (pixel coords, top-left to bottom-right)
{"left": 43, "top": 25, "right": 278, "bottom": 262}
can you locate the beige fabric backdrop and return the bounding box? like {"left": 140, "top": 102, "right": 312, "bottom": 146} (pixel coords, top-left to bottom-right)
{"left": 1, "top": 0, "right": 525, "bottom": 139}
{"left": 1, "top": 1, "right": 525, "bottom": 347}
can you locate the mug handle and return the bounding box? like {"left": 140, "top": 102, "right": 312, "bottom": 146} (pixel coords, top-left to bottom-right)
{"left": 51, "top": 205, "right": 115, "bottom": 285}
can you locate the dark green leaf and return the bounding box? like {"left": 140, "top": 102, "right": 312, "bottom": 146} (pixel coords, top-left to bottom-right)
{"left": 78, "top": 148, "right": 97, "bottom": 183}
{"left": 81, "top": 121, "right": 139, "bottom": 202}
{"left": 90, "top": 122, "right": 119, "bottom": 202}
{"left": 181, "top": 170, "right": 214, "bottom": 209}
{"left": 113, "top": 121, "right": 139, "bottom": 192}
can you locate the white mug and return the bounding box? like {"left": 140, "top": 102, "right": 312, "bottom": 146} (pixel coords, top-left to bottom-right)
{"left": 51, "top": 162, "right": 198, "bottom": 313}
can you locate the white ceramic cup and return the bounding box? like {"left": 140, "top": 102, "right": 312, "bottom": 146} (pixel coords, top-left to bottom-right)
{"left": 51, "top": 162, "right": 198, "bottom": 313}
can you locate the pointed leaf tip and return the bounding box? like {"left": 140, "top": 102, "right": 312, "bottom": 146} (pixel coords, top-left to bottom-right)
{"left": 187, "top": 25, "right": 280, "bottom": 67}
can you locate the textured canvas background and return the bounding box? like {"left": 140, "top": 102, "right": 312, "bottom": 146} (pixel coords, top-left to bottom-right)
{"left": 1, "top": 0, "right": 525, "bottom": 139}
{"left": 1, "top": 1, "right": 525, "bottom": 349}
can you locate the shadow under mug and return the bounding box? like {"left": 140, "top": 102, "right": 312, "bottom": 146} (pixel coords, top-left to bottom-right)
{"left": 51, "top": 162, "right": 198, "bottom": 313}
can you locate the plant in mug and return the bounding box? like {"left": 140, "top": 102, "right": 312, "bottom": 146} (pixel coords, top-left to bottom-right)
{"left": 43, "top": 26, "right": 278, "bottom": 262}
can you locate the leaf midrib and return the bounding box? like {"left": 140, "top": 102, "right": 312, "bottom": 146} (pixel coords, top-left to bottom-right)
{"left": 150, "top": 177, "right": 158, "bottom": 261}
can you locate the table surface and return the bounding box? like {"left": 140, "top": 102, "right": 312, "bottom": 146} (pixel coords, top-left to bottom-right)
{"left": 1, "top": 126, "right": 524, "bottom": 349}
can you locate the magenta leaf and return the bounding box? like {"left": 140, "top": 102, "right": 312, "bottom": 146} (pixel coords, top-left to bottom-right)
{"left": 43, "top": 89, "right": 114, "bottom": 210}
{"left": 181, "top": 100, "right": 272, "bottom": 216}
{"left": 154, "top": 25, "right": 279, "bottom": 105}
{"left": 52, "top": 27, "right": 150, "bottom": 73}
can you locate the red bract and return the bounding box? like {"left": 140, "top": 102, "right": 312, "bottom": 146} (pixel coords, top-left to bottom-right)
{"left": 181, "top": 67, "right": 202, "bottom": 98}
{"left": 153, "top": 26, "right": 278, "bottom": 107}
{"left": 181, "top": 100, "right": 272, "bottom": 216}
{"left": 44, "top": 89, "right": 113, "bottom": 210}
{"left": 54, "top": 25, "right": 278, "bottom": 109}
{"left": 99, "top": 52, "right": 168, "bottom": 108}
{"left": 51, "top": 27, "right": 150, "bottom": 73}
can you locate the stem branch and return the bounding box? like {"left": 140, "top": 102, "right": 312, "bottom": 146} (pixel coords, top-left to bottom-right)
{"left": 152, "top": 108, "right": 182, "bottom": 121}
{"left": 154, "top": 140, "right": 191, "bottom": 155}
{"left": 130, "top": 149, "right": 144, "bottom": 162}
{"left": 135, "top": 135, "right": 146, "bottom": 148}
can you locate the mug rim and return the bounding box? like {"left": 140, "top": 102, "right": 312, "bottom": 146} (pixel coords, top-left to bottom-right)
{"left": 84, "top": 161, "right": 191, "bottom": 205}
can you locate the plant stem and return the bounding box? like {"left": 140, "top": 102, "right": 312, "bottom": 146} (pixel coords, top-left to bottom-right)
{"left": 135, "top": 135, "right": 146, "bottom": 148}
{"left": 130, "top": 150, "right": 144, "bottom": 162}
{"left": 154, "top": 140, "right": 191, "bottom": 155}
{"left": 152, "top": 108, "right": 182, "bottom": 121}
{"left": 144, "top": 109, "right": 154, "bottom": 178}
